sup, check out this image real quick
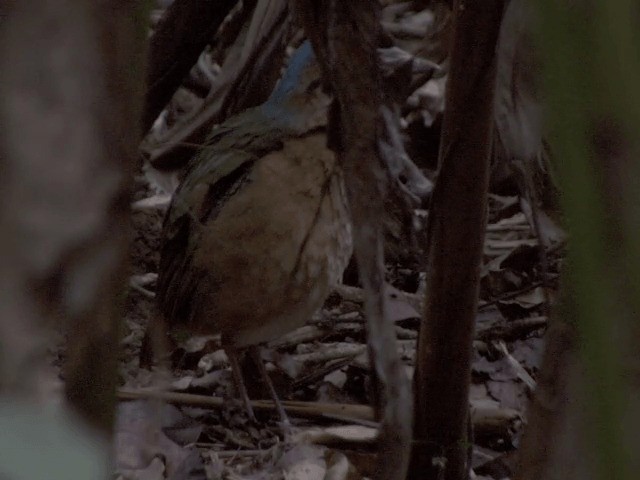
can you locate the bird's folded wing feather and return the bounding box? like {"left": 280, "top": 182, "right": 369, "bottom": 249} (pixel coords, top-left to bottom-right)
{"left": 157, "top": 108, "right": 304, "bottom": 325}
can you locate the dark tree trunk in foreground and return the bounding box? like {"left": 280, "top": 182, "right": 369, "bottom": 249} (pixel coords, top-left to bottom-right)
{"left": 409, "top": 2, "right": 504, "bottom": 480}
{"left": 0, "top": 0, "right": 147, "bottom": 434}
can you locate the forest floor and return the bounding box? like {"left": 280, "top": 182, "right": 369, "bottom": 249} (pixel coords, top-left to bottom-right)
{"left": 115, "top": 171, "right": 561, "bottom": 480}
{"left": 111, "top": 4, "right": 563, "bottom": 480}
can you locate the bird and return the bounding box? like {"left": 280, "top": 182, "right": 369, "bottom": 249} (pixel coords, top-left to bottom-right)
{"left": 146, "top": 41, "right": 353, "bottom": 422}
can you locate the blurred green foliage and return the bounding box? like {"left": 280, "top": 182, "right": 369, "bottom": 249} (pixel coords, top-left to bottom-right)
{"left": 537, "top": 1, "right": 640, "bottom": 479}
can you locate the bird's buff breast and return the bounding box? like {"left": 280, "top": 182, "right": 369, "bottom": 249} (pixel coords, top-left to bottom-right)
{"left": 191, "top": 133, "right": 352, "bottom": 347}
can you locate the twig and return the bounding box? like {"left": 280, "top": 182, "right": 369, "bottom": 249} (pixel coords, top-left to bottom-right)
{"left": 494, "top": 340, "right": 537, "bottom": 390}
{"left": 117, "top": 388, "right": 518, "bottom": 437}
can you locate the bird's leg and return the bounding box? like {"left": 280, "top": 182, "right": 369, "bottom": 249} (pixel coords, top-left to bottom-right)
{"left": 248, "top": 345, "right": 290, "bottom": 425}
{"left": 225, "top": 345, "right": 257, "bottom": 422}
{"left": 139, "top": 314, "right": 173, "bottom": 370}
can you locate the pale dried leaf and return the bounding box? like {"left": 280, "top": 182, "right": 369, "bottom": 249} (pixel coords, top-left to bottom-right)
{"left": 280, "top": 445, "right": 327, "bottom": 480}
{"left": 494, "top": 0, "right": 542, "bottom": 162}
{"left": 198, "top": 349, "right": 230, "bottom": 372}
{"left": 495, "top": 341, "right": 536, "bottom": 390}
{"left": 324, "top": 451, "right": 353, "bottom": 480}
{"left": 520, "top": 197, "right": 566, "bottom": 245}
{"left": 115, "top": 401, "right": 203, "bottom": 478}
{"left": 132, "top": 194, "right": 173, "bottom": 211}
{"left": 293, "top": 425, "right": 378, "bottom": 446}
{"left": 143, "top": 163, "right": 181, "bottom": 195}
{"left": 500, "top": 286, "right": 546, "bottom": 309}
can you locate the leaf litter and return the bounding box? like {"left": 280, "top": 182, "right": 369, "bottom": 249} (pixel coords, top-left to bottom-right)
{"left": 115, "top": 2, "right": 564, "bottom": 479}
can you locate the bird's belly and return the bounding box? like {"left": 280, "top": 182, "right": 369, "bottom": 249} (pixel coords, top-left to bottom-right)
{"left": 190, "top": 134, "right": 352, "bottom": 346}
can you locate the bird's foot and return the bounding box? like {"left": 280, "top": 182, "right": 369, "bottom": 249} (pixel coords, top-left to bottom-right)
{"left": 248, "top": 346, "right": 290, "bottom": 426}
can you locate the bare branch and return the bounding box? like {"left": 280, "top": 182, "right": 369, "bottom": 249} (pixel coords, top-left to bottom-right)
{"left": 293, "top": 1, "right": 414, "bottom": 479}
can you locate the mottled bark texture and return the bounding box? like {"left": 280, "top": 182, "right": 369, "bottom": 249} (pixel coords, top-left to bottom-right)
{"left": 293, "top": 2, "right": 414, "bottom": 480}
{"left": 409, "top": 2, "right": 504, "bottom": 480}
{"left": 0, "top": 0, "right": 147, "bottom": 433}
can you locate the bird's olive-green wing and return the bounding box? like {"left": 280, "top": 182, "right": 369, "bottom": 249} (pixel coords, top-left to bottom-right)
{"left": 156, "top": 148, "right": 257, "bottom": 325}
{"left": 156, "top": 115, "right": 294, "bottom": 325}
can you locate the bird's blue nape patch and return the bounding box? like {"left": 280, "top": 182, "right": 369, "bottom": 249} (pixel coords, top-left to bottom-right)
{"left": 265, "top": 41, "right": 316, "bottom": 108}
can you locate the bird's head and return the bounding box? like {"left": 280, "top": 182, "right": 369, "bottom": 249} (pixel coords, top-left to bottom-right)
{"left": 262, "top": 41, "right": 329, "bottom": 131}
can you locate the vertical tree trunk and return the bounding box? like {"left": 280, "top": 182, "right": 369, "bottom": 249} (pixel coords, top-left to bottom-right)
{"left": 409, "top": 2, "right": 504, "bottom": 480}
{"left": 64, "top": 0, "right": 148, "bottom": 433}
